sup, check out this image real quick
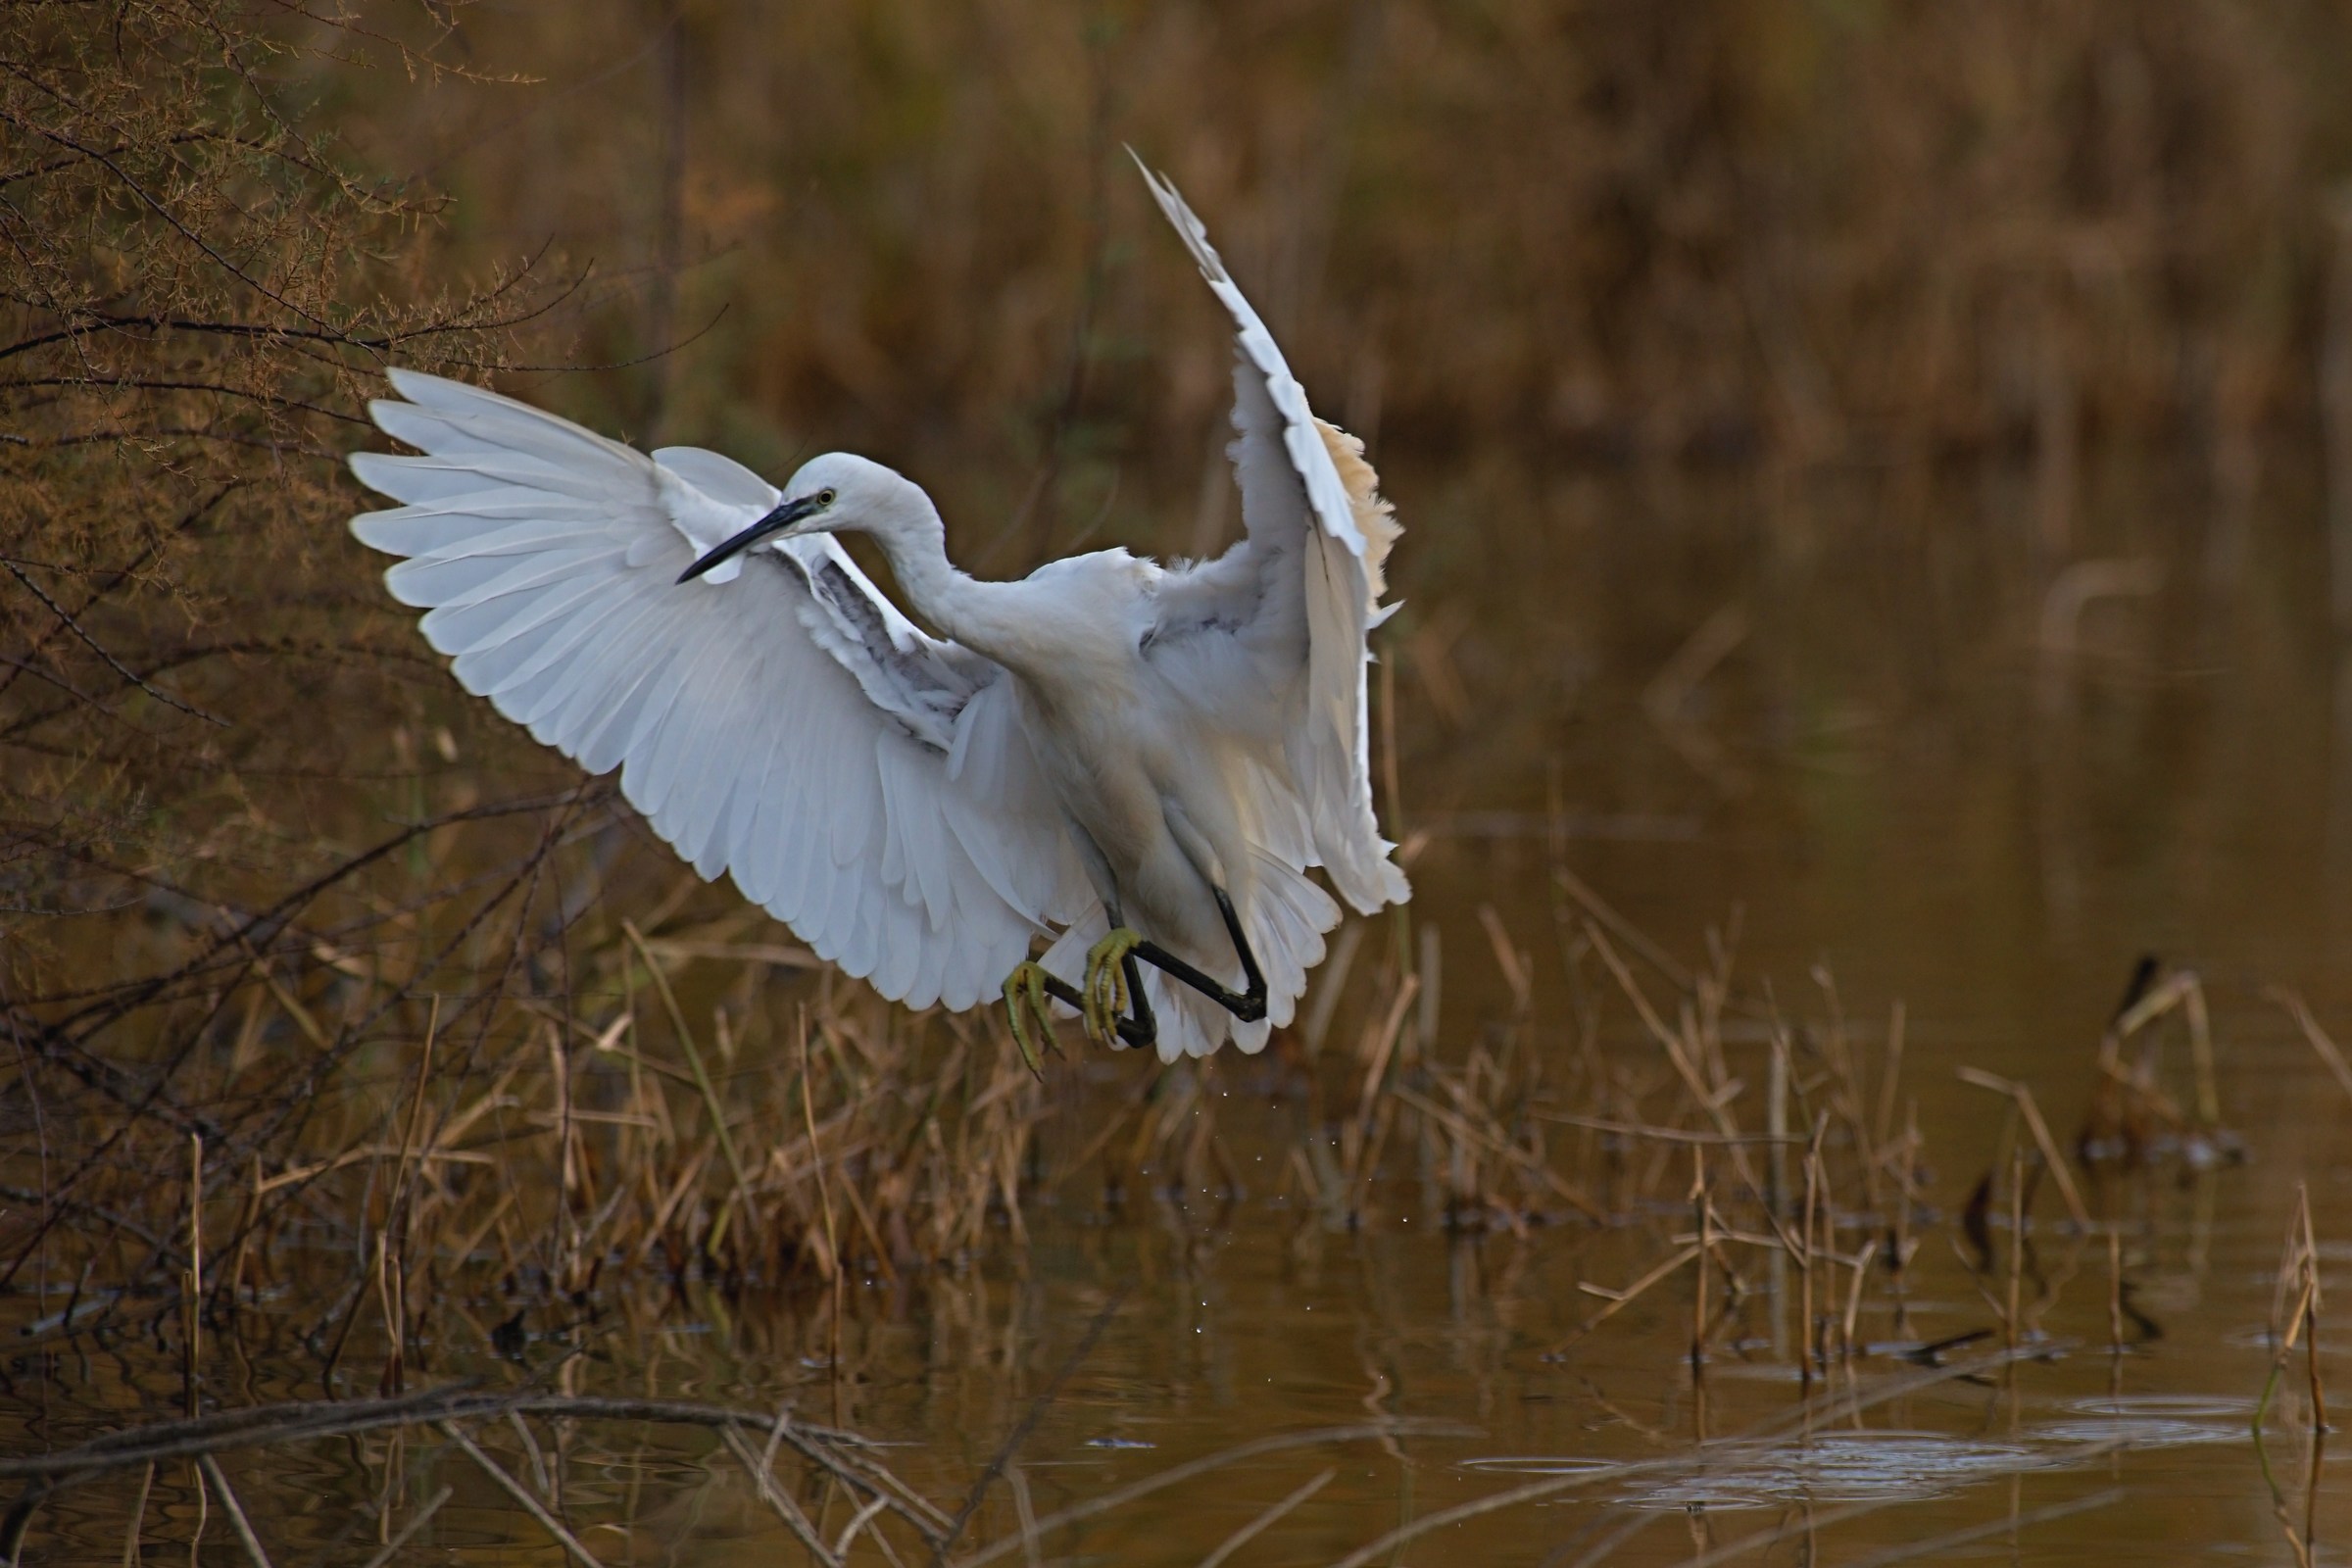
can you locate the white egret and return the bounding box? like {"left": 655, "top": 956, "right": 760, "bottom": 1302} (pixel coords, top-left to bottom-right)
{"left": 347, "top": 158, "right": 1409, "bottom": 1063}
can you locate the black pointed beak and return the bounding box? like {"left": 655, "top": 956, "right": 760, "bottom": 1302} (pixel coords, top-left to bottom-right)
{"left": 676, "top": 494, "right": 827, "bottom": 583}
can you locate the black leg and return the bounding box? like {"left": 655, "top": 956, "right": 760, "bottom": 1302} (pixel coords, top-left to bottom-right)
{"left": 1130, "top": 888, "right": 1267, "bottom": 1024}
{"left": 1034, "top": 968, "right": 1156, "bottom": 1050}
{"left": 1122, "top": 950, "right": 1154, "bottom": 1043}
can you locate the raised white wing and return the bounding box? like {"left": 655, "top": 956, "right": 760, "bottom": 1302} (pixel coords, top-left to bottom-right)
{"left": 349, "top": 368, "right": 1091, "bottom": 1010}
{"left": 1132, "top": 160, "right": 1409, "bottom": 914}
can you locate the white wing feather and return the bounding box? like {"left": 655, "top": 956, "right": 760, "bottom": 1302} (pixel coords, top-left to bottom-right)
{"left": 350, "top": 368, "right": 1090, "bottom": 1011}
{"left": 1133, "top": 160, "right": 1409, "bottom": 915}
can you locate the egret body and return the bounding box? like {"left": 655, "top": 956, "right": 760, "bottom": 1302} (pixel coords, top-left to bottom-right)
{"left": 350, "top": 161, "right": 1408, "bottom": 1061}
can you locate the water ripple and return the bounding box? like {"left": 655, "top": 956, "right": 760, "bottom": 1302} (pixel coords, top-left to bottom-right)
{"left": 1620, "top": 1433, "right": 2048, "bottom": 1511}
{"left": 2031, "top": 1393, "right": 2255, "bottom": 1450}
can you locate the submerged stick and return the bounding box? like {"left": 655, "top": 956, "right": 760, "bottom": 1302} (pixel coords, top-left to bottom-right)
{"left": 195, "top": 1455, "right": 273, "bottom": 1568}
{"left": 721, "top": 1423, "right": 841, "bottom": 1567}
{"left": 354, "top": 1485, "right": 451, "bottom": 1568}
{"left": 832, "top": 1494, "right": 897, "bottom": 1563}
{"left": 120, "top": 1461, "right": 151, "bottom": 1568}
{"left": 437, "top": 1422, "right": 608, "bottom": 1568}
{"left": 1194, "top": 1468, "right": 1334, "bottom": 1568}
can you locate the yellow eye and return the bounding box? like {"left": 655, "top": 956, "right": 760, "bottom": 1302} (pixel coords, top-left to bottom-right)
{"left": 817, "top": 488, "right": 837, "bottom": 506}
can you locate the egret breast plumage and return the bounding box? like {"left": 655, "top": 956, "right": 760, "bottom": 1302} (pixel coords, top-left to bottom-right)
{"left": 348, "top": 157, "right": 1409, "bottom": 1061}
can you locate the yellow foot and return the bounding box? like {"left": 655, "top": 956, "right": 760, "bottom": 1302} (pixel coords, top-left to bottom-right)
{"left": 1082, "top": 927, "right": 1147, "bottom": 1047}
{"left": 1001, "top": 960, "right": 1059, "bottom": 1076}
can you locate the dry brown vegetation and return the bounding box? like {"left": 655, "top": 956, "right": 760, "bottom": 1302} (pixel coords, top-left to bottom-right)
{"left": 347, "top": 0, "right": 2352, "bottom": 495}
{"left": 0, "top": 859, "right": 2258, "bottom": 1561}
{"left": 5, "top": 1, "right": 2352, "bottom": 1560}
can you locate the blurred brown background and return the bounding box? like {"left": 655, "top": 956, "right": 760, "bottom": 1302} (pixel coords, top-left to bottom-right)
{"left": 356, "top": 0, "right": 2352, "bottom": 523}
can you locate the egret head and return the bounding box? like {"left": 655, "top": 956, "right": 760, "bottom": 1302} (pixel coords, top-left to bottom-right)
{"left": 676, "top": 453, "right": 916, "bottom": 583}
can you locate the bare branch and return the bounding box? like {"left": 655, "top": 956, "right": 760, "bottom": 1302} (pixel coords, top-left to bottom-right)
{"left": 2, "top": 560, "right": 227, "bottom": 725}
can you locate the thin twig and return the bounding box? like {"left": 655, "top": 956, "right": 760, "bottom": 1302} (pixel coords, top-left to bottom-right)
{"left": 436, "top": 1422, "right": 607, "bottom": 1568}
{"left": 622, "top": 921, "right": 754, "bottom": 1207}
{"left": 194, "top": 1456, "right": 273, "bottom": 1568}
{"left": 1543, "top": 1247, "right": 1701, "bottom": 1355}
{"left": 1, "top": 560, "right": 226, "bottom": 725}
{"left": 1194, "top": 1468, "right": 1334, "bottom": 1568}
{"left": 1533, "top": 1112, "right": 1803, "bottom": 1147}
{"left": 2270, "top": 988, "right": 2352, "bottom": 1102}
{"left": 720, "top": 1424, "right": 842, "bottom": 1567}
{"left": 119, "top": 1462, "right": 151, "bottom": 1568}
{"left": 1390, "top": 1086, "right": 1601, "bottom": 1217}
{"left": 355, "top": 1485, "right": 452, "bottom": 1568}
{"left": 1956, "top": 1068, "right": 2091, "bottom": 1230}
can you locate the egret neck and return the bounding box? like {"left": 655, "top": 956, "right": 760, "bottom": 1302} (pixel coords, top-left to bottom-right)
{"left": 853, "top": 476, "right": 1030, "bottom": 670}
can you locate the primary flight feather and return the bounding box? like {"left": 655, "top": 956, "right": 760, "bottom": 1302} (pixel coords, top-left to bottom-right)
{"left": 349, "top": 159, "right": 1409, "bottom": 1061}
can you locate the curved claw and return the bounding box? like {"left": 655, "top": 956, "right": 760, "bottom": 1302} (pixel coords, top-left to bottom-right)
{"left": 1001, "top": 960, "right": 1059, "bottom": 1076}
{"left": 1082, "top": 928, "right": 1147, "bottom": 1047}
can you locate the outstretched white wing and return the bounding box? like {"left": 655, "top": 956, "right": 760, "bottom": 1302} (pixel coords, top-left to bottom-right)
{"left": 349, "top": 368, "right": 1091, "bottom": 1010}
{"left": 1132, "top": 161, "right": 1409, "bottom": 914}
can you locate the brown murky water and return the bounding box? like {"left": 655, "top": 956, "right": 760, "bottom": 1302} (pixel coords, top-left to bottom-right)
{"left": 16, "top": 454, "right": 2352, "bottom": 1563}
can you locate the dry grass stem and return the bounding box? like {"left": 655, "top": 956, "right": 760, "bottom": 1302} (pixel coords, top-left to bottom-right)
{"left": 2270, "top": 989, "right": 2352, "bottom": 1103}
{"left": 1193, "top": 1469, "right": 1336, "bottom": 1568}
{"left": 1957, "top": 1068, "right": 2091, "bottom": 1230}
